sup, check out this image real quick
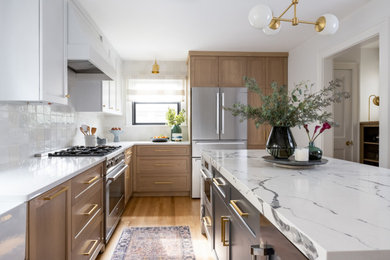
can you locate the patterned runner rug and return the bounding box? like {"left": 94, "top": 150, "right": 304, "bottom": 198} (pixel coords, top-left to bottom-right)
{"left": 111, "top": 226, "right": 196, "bottom": 260}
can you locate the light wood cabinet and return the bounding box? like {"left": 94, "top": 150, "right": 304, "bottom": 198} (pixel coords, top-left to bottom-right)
{"left": 125, "top": 147, "right": 133, "bottom": 204}
{"left": 218, "top": 57, "right": 247, "bottom": 87}
{"left": 28, "top": 163, "right": 104, "bottom": 260}
{"left": 0, "top": 0, "right": 68, "bottom": 104}
{"left": 134, "top": 145, "right": 191, "bottom": 196}
{"left": 190, "top": 56, "right": 219, "bottom": 87}
{"left": 247, "top": 56, "right": 288, "bottom": 149}
{"left": 28, "top": 181, "right": 72, "bottom": 260}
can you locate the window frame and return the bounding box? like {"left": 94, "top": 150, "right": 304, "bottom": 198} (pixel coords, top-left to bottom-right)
{"left": 132, "top": 101, "right": 181, "bottom": 125}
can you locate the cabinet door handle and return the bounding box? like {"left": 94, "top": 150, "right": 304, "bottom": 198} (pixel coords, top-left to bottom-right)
{"left": 230, "top": 200, "right": 249, "bottom": 217}
{"left": 203, "top": 216, "right": 212, "bottom": 227}
{"left": 154, "top": 181, "right": 173, "bottom": 185}
{"left": 221, "top": 216, "right": 229, "bottom": 246}
{"left": 82, "top": 240, "right": 99, "bottom": 255}
{"left": 65, "top": 94, "right": 70, "bottom": 98}
{"left": 83, "top": 204, "right": 99, "bottom": 216}
{"left": 213, "top": 178, "right": 224, "bottom": 186}
{"left": 84, "top": 176, "right": 99, "bottom": 184}
{"left": 43, "top": 186, "right": 68, "bottom": 200}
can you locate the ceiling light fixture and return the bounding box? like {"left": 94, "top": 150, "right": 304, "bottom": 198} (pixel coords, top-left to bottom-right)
{"left": 152, "top": 59, "right": 160, "bottom": 74}
{"left": 248, "top": 0, "right": 339, "bottom": 35}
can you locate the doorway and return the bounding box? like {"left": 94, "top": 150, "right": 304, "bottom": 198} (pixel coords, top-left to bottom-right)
{"left": 330, "top": 36, "right": 379, "bottom": 163}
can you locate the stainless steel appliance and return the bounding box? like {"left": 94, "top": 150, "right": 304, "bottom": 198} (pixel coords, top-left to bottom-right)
{"left": 105, "top": 152, "right": 127, "bottom": 243}
{"left": 191, "top": 87, "right": 247, "bottom": 199}
{"left": 47, "top": 145, "right": 121, "bottom": 157}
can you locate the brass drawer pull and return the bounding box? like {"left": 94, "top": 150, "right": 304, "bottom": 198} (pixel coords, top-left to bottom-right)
{"left": 84, "top": 176, "right": 99, "bottom": 184}
{"left": 83, "top": 204, "right": 99, "bottom": 216}
{"left": 154, "top": 149, "right": 172, "bottom": 152}
{"left": 213, "top": 178, "right": 224, "bottom": 186}
{"left": 82, "top": 239, "right": 99, "bottom": 256}
{"left": 154, "top": 181, "right": 173, "bottom": 185}
{"left": 203, "top": 216, "right": 212, "bottom": 227}
{"left": 43, "top": 186, "right": 68, "bottom": 200}
{"left": 230, "top": 200, "right": 249, "bottom": 217}
{"left": 221, "top": 216, "right": 229, "bottom": 246}
{"left": 154, "top": 163, "right": 172, "bottom": 167}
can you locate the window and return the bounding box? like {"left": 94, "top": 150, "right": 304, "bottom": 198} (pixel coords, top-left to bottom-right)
{"left": 132, "top": 102, "right": 180, "bottom": 125}
{"left": 128, "top": 78, "right": 186, "bottom": 125}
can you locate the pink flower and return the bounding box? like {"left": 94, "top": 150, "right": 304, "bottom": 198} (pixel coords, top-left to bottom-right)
{"left": 313, "top": 125, "right": 321, "bottom": 135}
{"left": 319, "top": 122, "right": 331, "bottom": 134}
{"left": 303, "top": 124, "right": 309, "bottom": 133}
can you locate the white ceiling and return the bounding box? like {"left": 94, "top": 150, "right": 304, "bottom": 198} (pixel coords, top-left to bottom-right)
{"left": 77, "top": 0, "right": 370, "bottom": 61}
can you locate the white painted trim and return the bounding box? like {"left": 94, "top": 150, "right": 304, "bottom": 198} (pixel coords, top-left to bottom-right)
{"left": 333, "top": 63, "right": 359, "bottom": 162}
{"left": 317, "top": 20, "right": 390, "bottom": 167}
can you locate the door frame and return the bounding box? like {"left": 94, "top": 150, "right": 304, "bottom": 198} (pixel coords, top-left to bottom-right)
{"left": 333, "top": 63, "right": 359, "bottom": 162}
{"left": 317, "top": 20, "right": 389, "bottom": 167}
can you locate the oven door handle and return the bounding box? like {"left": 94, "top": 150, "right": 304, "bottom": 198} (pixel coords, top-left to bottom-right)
{"left": 200, "top": 168, "right": 212, "bottom": 180}
{"left": 108, "top": 164, "right": 128, "bottom": 181}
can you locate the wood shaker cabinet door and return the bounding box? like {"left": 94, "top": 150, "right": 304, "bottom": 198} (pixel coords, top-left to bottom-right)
{"left": 247, "top": 57, "right": 269, "bottom": 148}
{"left": 28, "top": 181, "right": 71, "bottom": 260}
{"left": 190, "top": 56, "right": 219, "bottom": 87}
{"left": 218, "top": 57, "right": 247, "bottom": 87}
{"left": 267, "top": 57, "right": 288, "bottom": 92}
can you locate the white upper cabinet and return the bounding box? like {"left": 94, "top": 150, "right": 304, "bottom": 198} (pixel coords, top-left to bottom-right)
{"left": 0, "top": 0, "right": 68, "bottom": 104}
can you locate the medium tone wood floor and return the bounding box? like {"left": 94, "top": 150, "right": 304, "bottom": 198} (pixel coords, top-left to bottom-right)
{"left": 97, "top": 197, "right": 214, "bottom": 260}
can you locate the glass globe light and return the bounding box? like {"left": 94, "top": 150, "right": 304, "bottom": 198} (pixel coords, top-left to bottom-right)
{"left": 316, "top": 13, "right": 339, "bottom": 35}
{"left": 248, "top": 4, "right": 273, "bottom": 29}
{"left": 263, "top": 24, "right": 281, "bottom": 35}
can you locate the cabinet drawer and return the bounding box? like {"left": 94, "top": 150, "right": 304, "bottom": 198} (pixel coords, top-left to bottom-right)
{"left": 72, "top": 179, "right": 103, "bottom": 239}
{"left": 136, "top": 157, "right": 190, "bottom": 175}
{"left": 72, "top": 163, "right": 103, "bottom": 203}
{"left": 136, "top": 176, "right": 189, "bottom": 192}
{"left": 136, "top": 145, "right": 190, "bottom": 156}
{"left": 230, "top": 186, "right": 260, "bottom": 237}
{"left": 72, "top": 213, "right": 103, "bottom": 260}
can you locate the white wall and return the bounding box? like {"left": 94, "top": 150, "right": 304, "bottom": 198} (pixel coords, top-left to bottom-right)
{"left": 288, "top": 0, "right": 390, "bottom": 167}
{"left": 100, "top": 60, "right": 188, "bottom": 142}
{"left": 360, "top": 48, "right": 380, "bottom": 121}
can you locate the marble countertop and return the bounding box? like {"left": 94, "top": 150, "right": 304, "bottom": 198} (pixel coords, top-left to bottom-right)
{"left": 202, "top": 149, "right": 390, "bottom": 260}
{"left": 0, "top": 140, "right": 190, "bottom": 215}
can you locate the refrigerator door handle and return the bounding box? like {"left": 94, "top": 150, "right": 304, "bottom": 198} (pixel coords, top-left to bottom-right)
{"left": 221, "top": 92, "right": 225, "bottom": 134}
{"left": 216, "top": 92, "right": 220, "bottom": 134}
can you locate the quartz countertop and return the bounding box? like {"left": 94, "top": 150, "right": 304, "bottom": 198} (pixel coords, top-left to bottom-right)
{"left": 201, "top": 149, "right": 390, "bottom": 260}
{"left": 0, "top": 140, "right": 190, "bottom": 215}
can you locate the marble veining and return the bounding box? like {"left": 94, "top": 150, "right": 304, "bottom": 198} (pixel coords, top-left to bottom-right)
{"left": 202, "top": 149, "right": 390, "bottom": 260}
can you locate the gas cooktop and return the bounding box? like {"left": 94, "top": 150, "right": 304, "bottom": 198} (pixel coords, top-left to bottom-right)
{"left": 48, "top": 146, "right": 121, "bottom": 157}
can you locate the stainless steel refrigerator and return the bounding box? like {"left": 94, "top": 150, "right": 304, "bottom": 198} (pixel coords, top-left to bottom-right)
{"left": 191, "top": 87, "right": 247, "bottom": 198}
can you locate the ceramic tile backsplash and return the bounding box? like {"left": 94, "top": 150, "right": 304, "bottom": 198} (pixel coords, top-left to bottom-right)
{"left": 0, "top": 102, "right": 105, "bottom": 165}
{"left": 0, "top": 102, "right": 77, "bottom": 164}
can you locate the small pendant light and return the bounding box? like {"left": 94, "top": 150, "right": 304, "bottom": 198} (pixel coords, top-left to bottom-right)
{"left": 152, "top": 59, "right": 160, "bottom": 74}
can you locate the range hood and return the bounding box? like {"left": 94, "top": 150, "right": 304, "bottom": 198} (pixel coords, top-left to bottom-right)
{"left": 68, "top": 60, "right": 104, "bottom": 74}
{"left": 67, "top": 44, "right": 115, "bottom": 80}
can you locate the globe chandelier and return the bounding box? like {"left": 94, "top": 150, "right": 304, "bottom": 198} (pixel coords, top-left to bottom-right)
{"left": 248, "top": 0, "right": 339, "bottom": 35}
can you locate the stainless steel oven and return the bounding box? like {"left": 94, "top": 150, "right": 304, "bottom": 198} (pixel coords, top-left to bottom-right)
{"left": 105, "top": 153, "right": 127, "bottom": 243}
{"left": 200, "top": 158, "right": 213, "bottom": 248}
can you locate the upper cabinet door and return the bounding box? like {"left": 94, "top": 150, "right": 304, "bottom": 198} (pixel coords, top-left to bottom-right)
{"left": 267, "top": 57, "right": 288, "bottom": 93}
{"left": 218, "top": 57, "right": 247, "bottom": 87}
{"left": 190, "top": 56, "right": 219, "bottom": 87}
{"left": 41, "top": 0, "right": 68, "bottom": 105}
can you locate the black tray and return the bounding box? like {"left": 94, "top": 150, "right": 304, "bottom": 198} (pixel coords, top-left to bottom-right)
{"left": 262, "top": 156, "right": 328, "bottom": 169}
{"left": 152, "top": 138, "right": 169, "bottom": 142}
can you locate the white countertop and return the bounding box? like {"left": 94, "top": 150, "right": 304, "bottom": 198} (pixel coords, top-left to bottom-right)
{"left": 0, "top": 140, "right": 190, "bottom": 215}
{"left": 201, "top": 149, "right": 390, "bottom": 260}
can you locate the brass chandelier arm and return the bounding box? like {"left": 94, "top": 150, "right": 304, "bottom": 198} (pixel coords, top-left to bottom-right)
{"left": 277, "top": 2, "right": 295, "bottom": 19}
{"left": 299, "top": 20, "right": 317, "bottom": 25}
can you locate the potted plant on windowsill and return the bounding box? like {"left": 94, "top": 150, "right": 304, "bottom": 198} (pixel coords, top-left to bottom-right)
{"left": 166, "top": 108, "right": 186, "bottom": 142}
{"left": 225, "top": 77, "right": 349, "bottom": 159}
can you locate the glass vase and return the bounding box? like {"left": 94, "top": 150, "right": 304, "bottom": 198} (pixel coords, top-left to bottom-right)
{"left": 308, "top": 141, "right": 322, "bottom": 160}
{"left": 171, "top": 125, "right": 182, "bottom": 142}
{"left": 266, "top": 126, "right": 297, "bottom": 159}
